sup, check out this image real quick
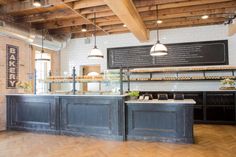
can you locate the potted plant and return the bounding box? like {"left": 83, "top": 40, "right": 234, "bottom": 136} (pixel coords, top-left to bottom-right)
{"left": 220, "top": 78, "right": 235, "bottom": 90}
{"left": 128, "top": 91, "right": 140, "bottom": 100}
{"left": 16, "top": 81, "right": 32, "bottom": 93}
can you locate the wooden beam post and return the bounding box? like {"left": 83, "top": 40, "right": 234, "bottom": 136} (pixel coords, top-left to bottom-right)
{"left": 104, "top": 0, "right": 149, "bottom": 42}
{"left": 228, "top": 20, "right": 236, "bottom": 36}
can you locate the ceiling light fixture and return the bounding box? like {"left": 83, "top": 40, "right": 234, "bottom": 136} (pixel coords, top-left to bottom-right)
{"left": 35, "top": 29, "right": 50, "bottom": 62}
{"left": 201, "top": 15, "right": 209, "bottom": 20}
{"left": 81, "top": 24, "right": 87, "bottom": 32}
{"left": 33, "top": 0, "right": 42, "bottom": 7}
{"left": 150, "top": 5, "right": 168, "bottom": 56}
{"left": 88, "top": 12, "right": 104, "bottom": 59}
{"left": 123, "top": 24, "right": 127, "bottom": 27}
{"left": 157, "top": 20, "right": 163, "bottom": 24}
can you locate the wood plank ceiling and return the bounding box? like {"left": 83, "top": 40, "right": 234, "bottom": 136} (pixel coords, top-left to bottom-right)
{"left": 0, "top": 0, "right": 236, "bottom": 42}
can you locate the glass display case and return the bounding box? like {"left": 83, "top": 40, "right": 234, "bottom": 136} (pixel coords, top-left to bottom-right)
{"left": 38, "top": 67, "right": 126, "bottom": 95}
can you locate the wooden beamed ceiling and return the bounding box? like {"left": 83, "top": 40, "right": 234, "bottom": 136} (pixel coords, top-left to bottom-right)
{"left": 1, "top": 0, "right": 236, "bottom": 41}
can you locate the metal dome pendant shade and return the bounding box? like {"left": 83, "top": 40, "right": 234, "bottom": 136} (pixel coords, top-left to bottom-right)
{"left": 88, "top": 12, "right": 104, "bottom": 59}
{"left": 88, "top": 46, "right": 104, "bottom": 59}
{"left": 150, "top": 41, "right": 168, "bottom": 56}
{"left": 150, "top": 5, "right": 167, "bottom": 56}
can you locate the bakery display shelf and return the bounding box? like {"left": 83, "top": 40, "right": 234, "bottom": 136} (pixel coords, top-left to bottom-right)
{"left": 49, "top": 90, "right": 116, "bottom": 95}
{"left": 40, "top": 79, "right": 120, "bottom": 83}
{"left": 123, "top": 76, "right": 236, "bottom": 82}
{"left": 129, "top": 66, "right": 236, "bottom": 74}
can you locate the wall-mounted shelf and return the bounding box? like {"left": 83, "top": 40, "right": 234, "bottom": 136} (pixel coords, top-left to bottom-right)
{"left": 129, "top": 66, "right": 236, "bottom": 73}
{"left": 124, "top": 66, "right": 236, "bottom": 83}
{"left": 123, "top": 76, "right": 236, "bottom": 82}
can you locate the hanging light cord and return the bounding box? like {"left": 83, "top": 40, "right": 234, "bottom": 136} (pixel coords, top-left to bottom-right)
{"left": 94, "top": 11, "right": 97, "bottom": 48}
{"left": 41, "top": 29, "right": 44, "bottom": 53}
{"left": 156, "top": 4, "right": 160, "bottom": 43}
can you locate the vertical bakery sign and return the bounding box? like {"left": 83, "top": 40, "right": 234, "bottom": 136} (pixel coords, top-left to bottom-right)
{"left": 6, "top": 44, "right": 19, "bottom": 88}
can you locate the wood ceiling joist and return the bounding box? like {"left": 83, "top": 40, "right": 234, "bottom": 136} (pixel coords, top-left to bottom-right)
{"left": 19, "top": 1, "right": 236, "bottom": 24}
{"left": 0, "top": 0, "right": 6, "bottom": 5}
{"left": 102, "top": 16, "right": 226, "bottom": 32}
{"left": 17, "top": 9, "right": 78, "bottom": 23}
{"left": 95, "top": 7, "right": 235, "bottom": 27}
{"left": 75, "top": 0, "right": 199, "bottom": 17}
{"left": 81, "top": 1, "right": 236, "bottom": 21}
{"left": 62, "top": 2, "right": 109, "bottom": 35}
{"left": 141, "top": 7, "right": 236, "bottom": 21}
{"left": 142, "top": 0, "right": 234, "bottom": 9}
{"left": 71, "top": 17, "right": 225, "bottom": 39}
{"left": 80, "top": 5, "right": 110, "bottom": 14}
{"left": 103, "top": 0, "right": 149, "bottom": 42}
{"left": 36, "top": 5, "right": 234, "bottom": 33}
{"left": 73, "top": 0, "right": 105, "bottom": 10}
{"left": 50, "top": 25, "right": 95, "bottom": 34}
{"left": 71, "top": 30, "right": 106, "bottom": 38}
{"left": 36, "top": 17, "right": 90, "bottom": 29}
{"left": 147, "top": 17, "right": 226, "bottom": 29}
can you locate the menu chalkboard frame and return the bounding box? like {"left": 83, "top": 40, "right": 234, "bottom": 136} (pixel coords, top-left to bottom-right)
{"left": 107, "top": 40, "right": 228, "bottom": 69}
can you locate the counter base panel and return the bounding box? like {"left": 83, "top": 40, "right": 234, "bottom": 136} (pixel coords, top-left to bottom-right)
{"left": 126, "top": 103, "right": 194, "bottom": 144}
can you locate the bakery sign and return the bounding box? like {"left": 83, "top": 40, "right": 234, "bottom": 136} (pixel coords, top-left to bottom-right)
{"left": 6, "top": 44, "right": 19, "bottom": 88}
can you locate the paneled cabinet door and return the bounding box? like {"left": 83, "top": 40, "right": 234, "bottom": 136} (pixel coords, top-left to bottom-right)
{"left": 7, "top": 96, "right": 58, "bottom": 132}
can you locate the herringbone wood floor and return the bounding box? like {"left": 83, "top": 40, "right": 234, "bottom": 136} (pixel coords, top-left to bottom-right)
{"left": 0, "top": 125, "right": 235, "bottom": 157}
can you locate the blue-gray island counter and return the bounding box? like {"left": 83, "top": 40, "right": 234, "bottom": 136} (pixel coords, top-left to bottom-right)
{"left": 6, "top": 94, "right": 195, "bottom": 143}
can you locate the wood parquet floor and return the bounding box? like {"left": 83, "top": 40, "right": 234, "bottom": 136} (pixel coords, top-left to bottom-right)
{"left": 0, "top": 125, "right": 235, "bottom": 157}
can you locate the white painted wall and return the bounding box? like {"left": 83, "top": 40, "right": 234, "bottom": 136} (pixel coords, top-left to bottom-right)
{"left": 61, "top": 25, "right": 236, "bottom": 91}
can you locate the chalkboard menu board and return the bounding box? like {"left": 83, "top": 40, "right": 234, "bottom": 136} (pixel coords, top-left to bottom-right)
{"left": 107, "top": 40, "right": 228, "bottom": 69}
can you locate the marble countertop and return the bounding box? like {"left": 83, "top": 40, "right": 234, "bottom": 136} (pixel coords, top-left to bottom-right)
{"left": 5, "top": 94, "right": 128, "bottom": 97}
{"left": 126, "top": 99, "right": 196, "bottom": 104}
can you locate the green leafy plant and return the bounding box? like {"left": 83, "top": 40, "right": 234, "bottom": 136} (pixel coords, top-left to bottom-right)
{"left": 221, "top": 78, "right": 235, "bottom": 86}
{"left": 128, "top": 91, "right": 140, "bottom": 97}
{"left": 16, "top": 81, "right": 32, "bottom": 90}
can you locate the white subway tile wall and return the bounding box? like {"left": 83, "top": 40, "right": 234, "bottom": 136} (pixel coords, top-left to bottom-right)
{"left": 61, "top": 25, "right": 236, "bottom": 92}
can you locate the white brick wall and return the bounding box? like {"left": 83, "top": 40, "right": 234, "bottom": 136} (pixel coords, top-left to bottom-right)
{"left": 61, "top": 25, "right": 236, "bottom": 91}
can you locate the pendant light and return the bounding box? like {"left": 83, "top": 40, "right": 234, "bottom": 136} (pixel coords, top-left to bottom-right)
{"left": 81, "top": 24, "right": 87, "bottom": 32}
{"left": 35, "top": 30, "right": 50, "bottom": 62}
{"left": 33, "top": 0, "right": 42, "bottom": 7}
{"left": 150, "top": 5, "right": 168, "bottom": 56}
{"left": 88, "top": 12, "right": 104, "bottom": 59}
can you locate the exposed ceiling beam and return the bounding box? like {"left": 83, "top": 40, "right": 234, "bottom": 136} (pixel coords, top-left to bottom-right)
{"left": 228, "top": 20, "right": 236, "bottom": 36}
{"left": 42, "top": 6, "right": 233, "bottom": 32}
{"left": 34, "top": 17, "right": 90, "bottom": 29}
{"left": 73, "top": 0, "right": 105, "bottom": 10}
{"left": 50, "top": 25, "right": 95, "bottom": 34}
{"left": 104, "top": 0, "right": 149, "bottom": 42}
{"left": 83, "top": 1, "right": 236, "bottom": 20}
{"left": 141, "top": 7, "right": 236, "bottom": 21}
{"left": 0, "top": 0, "right": 6, "bottom": 5}
{"left": 71, "top": 17, "right": 225, "bottom": 38}
{"left": 63, "top": 2, "right": 109, "bottom": 35}
{"left": 17, "top": 9, "right": 78, "bottom": 23}
{"left": 19, "top": 1, "right": 236, "bottom": 24}
{"left": 135, "top": 0, "right": 232, "bottom": 9}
